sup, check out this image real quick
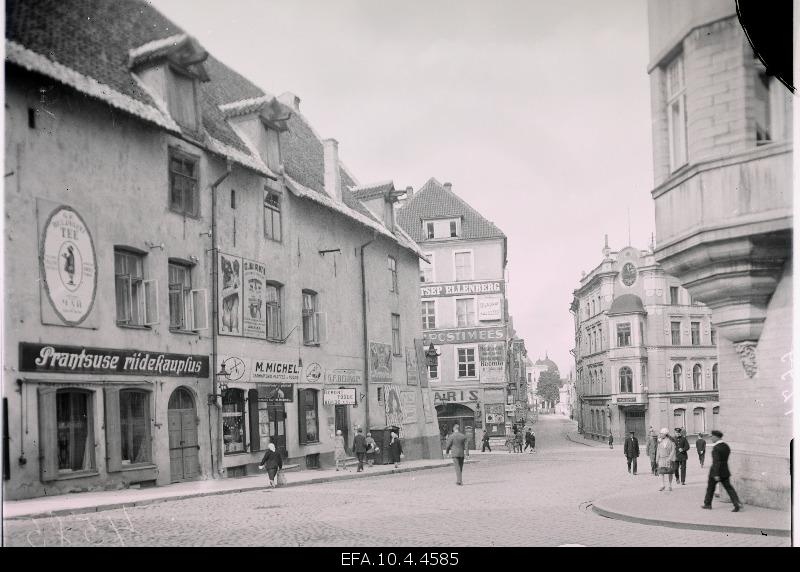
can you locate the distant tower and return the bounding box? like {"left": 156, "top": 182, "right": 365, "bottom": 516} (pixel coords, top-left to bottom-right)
{"left": 602, "top": 234, "right": 611, "bottom": 259}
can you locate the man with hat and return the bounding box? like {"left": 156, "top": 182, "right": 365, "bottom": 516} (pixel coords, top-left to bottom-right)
{"left": 623, "top": 430, "right": 640, "bottom": 475}
{"left": 702, "top": 430, "right": 743, "bottom": 512}
{"left": 673, "top": 427, "right": 690, "bottom": 485}
{"left": 695, "top": 432, "right": 707, "bottom": 469}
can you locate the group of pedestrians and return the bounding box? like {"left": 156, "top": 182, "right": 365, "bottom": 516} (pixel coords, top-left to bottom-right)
{"left": 621, "top": 426, "right": 743, "bottom": 512}
{"left": 347, "top": 428, "right": 399, "bottom": 472}
{"left": 503, "top": 425, "right": 536, "bottom": 453}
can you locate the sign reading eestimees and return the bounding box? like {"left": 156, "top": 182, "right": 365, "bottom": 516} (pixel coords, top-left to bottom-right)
{"left": 420, "top": 280, "right": 504, "bottom": 298}
{"left": 19, "top": 343, "right": 209, "bottom": 377}
{"left": 423, "top": 327, "right": 506, "bottom": 345}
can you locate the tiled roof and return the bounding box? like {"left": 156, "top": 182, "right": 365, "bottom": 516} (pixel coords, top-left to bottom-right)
{"left": 6, "top": 0, "right": 421, "bottom": 256}
{"left": 350, "top": 181, "right": 395, "bottom": 201}
{"left": 396, "top": 178, "right": 506, "bottom": 242}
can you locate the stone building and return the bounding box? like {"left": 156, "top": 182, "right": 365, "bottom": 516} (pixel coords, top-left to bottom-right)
{"left": 3, "top": 0, "right": 439, "bottom": 500}
{"left": 646, "top": 0, "right": 792, "bottom": 509}
{"left": 571, "top": 240, "right": 719, "bottom": 444}
{"left": 397, "top": 178, "right": 510, "bottom": 448}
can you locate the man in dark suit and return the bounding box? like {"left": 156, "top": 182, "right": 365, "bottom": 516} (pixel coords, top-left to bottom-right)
{"left": 623, "top": 430, "right": 640, "bottom": 474}
{"left": 446, "top": 423, "right": 468, "bottom": 485}
{"left": 673, "top": 428, "right": 690, "bottom": 485}
{"left": 702, "top": 430, "right": 743, "bottom": 512}
{"left": 695, "top": 433, "right": 707, "bottom": 469}
{"left": 353, "top": 427, "right": 367, "bottom": 472}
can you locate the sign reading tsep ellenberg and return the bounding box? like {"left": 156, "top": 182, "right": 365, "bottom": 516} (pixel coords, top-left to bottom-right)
{"left": 420, "top": 280, "right": 504, "bottom": 298}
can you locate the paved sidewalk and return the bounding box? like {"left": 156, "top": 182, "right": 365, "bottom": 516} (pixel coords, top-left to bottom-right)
{"left": 590, "top": 464, "right": 791, "bottom": 537}
{"left": 2, "top": 458, "right": 456, "bottom": 521}
{"left": 565, "top": 430, "right": 611, "bottom": 448}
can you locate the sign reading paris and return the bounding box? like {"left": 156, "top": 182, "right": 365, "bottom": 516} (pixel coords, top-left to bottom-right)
{"left": 40, "top": 206, "right": 97, "bottom": 325}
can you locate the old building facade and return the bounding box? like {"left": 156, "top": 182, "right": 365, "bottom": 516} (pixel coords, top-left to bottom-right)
{"left": 397, "top": 179, "right": 511, "bottom": 448}
{"left": 3, "top": 0, "right": 439, "bottom": 500}
{"left": 646, "top": 0, "right": 792, "bottom": 509}
{"left": 571, "top": 241, "right": 719, "bottom": 444}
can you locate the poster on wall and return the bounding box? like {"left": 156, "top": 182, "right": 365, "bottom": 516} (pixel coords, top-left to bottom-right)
{"left": 218, "top": 252, "right": 243, "bottom": 336}
{"left": 485, "top": 403, "right": 505, "bottom": 425}
{"left": 37, "top": 199, "right": 99, "bottom": 328}
{"left": 384, "top": 384, "right": 404, "bottom": 428}
{"left": 421, "top": 391, "right": 434, "bottom": 423}
{"left": 479, "top": 342, "right": 506, "bottom": 383}
{"left": 401, "top": 391, "right": 418, "bottom": 424}
{"left": 369, "top": 342, "right": 393, "bottom": 383}
{"left": 323, "top": 388, "right": 356, "bottom": 405}
{"left": 242, "top": 259, "right": 267, "bottom": 338}
{"left": 478, "top": 296, "right": 503, "bottom": 321}
{"left": 405, "top": 348, "right": 418, "bottom": 386}
{"left": 218, "top": 355, "right": 251, "bottom": 382}
{"left": 327, "top": 369, "right": 362, "bottom": 385}
{"left": 414, "top": 339, "right": 430, "bottom": 388}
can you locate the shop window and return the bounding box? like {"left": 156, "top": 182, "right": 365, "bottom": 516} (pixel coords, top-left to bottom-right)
{"left": 248, "top": 389, "right": 271, "bottom": 453}
{"left": 712, "top": 363, "right": 719, "bottom": 390}
{"left": 421, "top": 300, "right": 436, "bottom": 330}
{"left": 120, "top": 390, "right": 151, "bottom": 464}
{"left": 391, "top": 313, "right": 402, "bottom": 356}
{"left": 39, "top": 389, "right": 95, "bottom": 478}
{"left": 692, "top": 364, "right": 703, "bottom": 390}
{"left": 388, "top": 256, "right": 398, "bottom": 293}
{"left": 222, "top": 389, "right": 246, "bottom": 454}
{"left": 266, "top": 283, "right": 283, "bottom": 341}
{"left": 693, "top": 407, "right": 706, "bottom": 435}
{"left": 456, "top": 298, "right": 476, "bottom": 327}
{"left": 671, "top": 322, "right": 681, "bottom": 345}
{"left": 619, "top": 367, "right": 633, "bottom": 393}
{"left": 298, "top": 389, "right": 319, "bottom": 445}
{"left": 691, "top": 322, "right": 701, "bottom": 345}
{"left": 263, "top": 190, "right": 282, "bottom": 242}
{"left": 673, "top": 364, "right": 683, "bottom": 391}
{"left": 169, "top": 148, "right": 199, "bottom": 217}
{"left": 457, "top": 347, "right": 476, "bottom": 378}
{"left": 616, "top": 323, "right": 631, "bottom": 347}
{"left": 115, "top": 249, "right": 158, "bottom": 327}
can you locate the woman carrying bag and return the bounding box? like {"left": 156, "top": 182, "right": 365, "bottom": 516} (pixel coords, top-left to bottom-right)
{"left": 258, "top": 441, "right": 284, "bottom": 488}
{"left": 655, "top": 428, "right": 676, "bottom": 492}
{"left": 388, "top": 431, "right": 403, "bottom": 468}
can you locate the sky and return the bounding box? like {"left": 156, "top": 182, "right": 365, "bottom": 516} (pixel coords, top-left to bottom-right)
{"left": 150, "top": 0, "right": 656, "bottom": 376}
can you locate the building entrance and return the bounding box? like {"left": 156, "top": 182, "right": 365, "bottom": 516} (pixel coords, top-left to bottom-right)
{"left": 624, "top": 408, "right": 646, "bottom": 442}
{"left": 168, "top": 388, "right": 199, "bottom": 483}
{"left": 436, "top": 403, "right": 476, "bottom": 450}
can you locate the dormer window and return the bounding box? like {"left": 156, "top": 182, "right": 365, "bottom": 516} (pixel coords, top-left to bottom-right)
{"left": 424, "top": 218, "right": 461, "bottom": 239}
{"left": 168, "top": 67, "right": 199, "bottom": 131}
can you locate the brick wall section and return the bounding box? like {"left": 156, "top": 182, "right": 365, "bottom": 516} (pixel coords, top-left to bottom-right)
{"left": 719, "top": 262, "right": 792, "bottom": 509}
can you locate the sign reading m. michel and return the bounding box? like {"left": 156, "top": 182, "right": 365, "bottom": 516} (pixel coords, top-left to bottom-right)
{"left": 420, "top": 280, "right": 504, "bottom": 298}
{"left": 20, "top": 343, "right": 209, "bottom": 377}
{"left": 423, "top": 327, "right": 506, "bottom": 345}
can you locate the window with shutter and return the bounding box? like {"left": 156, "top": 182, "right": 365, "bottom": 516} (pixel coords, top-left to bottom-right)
{"left": 248, "top": 389, "right": 260, "bottom": 452}
{"left": 120, "top": 390, "right": 151, "bottom": 465}
{"left": 104, "top": 387, "right": 122, "bottom": 472}
{"left": 38, "top": 387, "right": 59, "bottom": 481}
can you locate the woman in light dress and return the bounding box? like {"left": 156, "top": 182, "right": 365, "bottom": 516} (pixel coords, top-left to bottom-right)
{"left": 656, "top": 427, "right": 676, "bottom": 491}
{"left": 334, "top": 429, "right": 347, "bottom": 471}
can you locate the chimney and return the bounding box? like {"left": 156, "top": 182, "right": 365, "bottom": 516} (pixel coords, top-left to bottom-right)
{"left": 278, "top": 91, "right": 301, "bottom": 112}
{"left": 323, "top": 138, "right": 342, "bottom": 202}
{"left": 443, "top": 182, "right": 452, "bottom": 192}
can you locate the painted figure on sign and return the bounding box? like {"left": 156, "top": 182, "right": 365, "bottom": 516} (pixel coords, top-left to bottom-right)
{"left": 62, "top": 245, "right": 75, "bottom": 285}
{"left": 221, "top": 256, "right": 240, "bottom": 333}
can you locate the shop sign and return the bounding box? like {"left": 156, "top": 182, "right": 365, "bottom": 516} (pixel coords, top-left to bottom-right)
{"left": 20, "top": 343, "right": 209, "bottom": 377}
{"left": 478, "top": 296, "right": 503, "bottom": 321}
{"left": 369, "top": 342, "right": 393, "bottom": 382}
{"left": 434, "top": 389, "right": 479, "bottom": 404}
{"left": 401, "top": 391, "right": 418, "bottom": 424}
{"left": 617, "top": 397, "right": 637, "bottom": 403}
{"left": 252, "top": 360, "right": 301, "bottom": 383}
{"left": 420, "top": 280, "right": 504, "bottom": 298}
{"left": 39, "top": 204, "right": 98, "bottom": 326}
{"left": 242, "top": 260, "right": 267, "bottom": 339}
{"left": 423, "top": 327, "right": 506, "bottom": 345}
{"left": 479, "top": 342, "right": 505, "bottom": 383}
{"left": 304, "top": 362, "right": 323, "bottom": 383}
{"left": 504, "top": 405, "right": 515, "bottom": 413}
{"left": 326, "top": 369, "right": 362, "bottom": 385}
{"left": 323, "top": 388, "right": 356, "bottom": 405}
{"left": 405, "top": 348, "right": 419, "bottom": 386}
{"left": 384, "top": 384, "right": 404, "bottom": 427}
{"left": 257, "top": 383, "right": 294, "bottom": 402}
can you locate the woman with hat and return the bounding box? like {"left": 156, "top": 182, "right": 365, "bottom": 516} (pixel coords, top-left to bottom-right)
{"left": 656, "top": 427, "right": 676, "bottom": 491}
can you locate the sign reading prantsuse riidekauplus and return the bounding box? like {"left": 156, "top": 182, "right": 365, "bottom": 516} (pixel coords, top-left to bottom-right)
{"left": 19, "top": 343, "right": 209, "bottom": 377}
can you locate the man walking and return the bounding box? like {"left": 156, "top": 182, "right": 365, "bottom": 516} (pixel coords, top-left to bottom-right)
{"left": 624, "top": 430, "right": 640, "bottom": 474}
{"left": 695, "top": 433, "right": 707, "bottom": 469}
{"left": 673, "top": 427, "right": 690, "bottom": 485}
{"left": 646, "top": 429, "right": 658, "bottom": 475}
{"left": 702, "top": 430, "right": 744, "bottom": 512}
{"left": 481, "top": 431, "right": 491, "bottom": 452}
{"left": 523, "top": 428, "right": 533, "bottom": 452}
{"left": 353, "top": 427, "right": 367, "bottom": 472}
{"left": 446, "top": 423, "right": 467, "bottom": 485}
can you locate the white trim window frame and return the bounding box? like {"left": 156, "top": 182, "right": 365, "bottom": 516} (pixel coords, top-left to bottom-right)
{"left": 168, "top": 261, "right": 192, "bottom": 331}
{"left": 455, "top": 296, "right": 476, "bottom": 328}
{"left": 391, "top": 313, "right": 402, "bottom": 356}
{"left": 265, "top": 282, "right": 283, "bottom": 341}
{"left": 665, "top": 53, "right": 688, "bottom": 172}
{"left": 455, "top": 345, "right": 478, "bottom": 379}
{"left": 115, "top": 249, "right": 158, "bottom": 326}
{"left": 388, "top": 255, "right": 398, "bottom": 293}
{"left": 420, "top": 252, "right": 435, "bottom": 283}
{"left": 421, "top": 299, "right": 436, "bottom": 330}
{"left": 453, "top": 250, "right": 474, "bottom": 282}
{"left": 263, "top": 190, "right": 282, "bottom": 242}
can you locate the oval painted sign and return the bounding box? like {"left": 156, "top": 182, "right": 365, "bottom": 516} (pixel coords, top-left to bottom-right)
{"left": 40, "top": 206, "right": 97, "bottom": 325}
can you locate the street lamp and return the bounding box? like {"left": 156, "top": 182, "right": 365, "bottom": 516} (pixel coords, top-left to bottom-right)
{"left": 207, "top": 362, "right": 231, "bottom": 405}
{"left": 425, "top": 343, "right": 440, "bottom": 367}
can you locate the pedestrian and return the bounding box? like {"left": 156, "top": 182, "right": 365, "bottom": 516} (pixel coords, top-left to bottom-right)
{"left": 701, "top": 430, "right": 744, "bottom": 512}
{"left": 608, "top": 432, "right": 614, "bottom": 449}
{"left": 258, "top": 440, "right": 283, "bottom": 488}
{"left": 695, "top": 433, "right": 707, "bottom": 469}
{"left": 334, "top": 429, "right": 347, "bottom": 471}
{"left": 515, "top": 429, "right": 524, "bottom": 453}
{"left": 656, "top": 427, "right": 676, "bottom": 491}
{"left": 673, "top": 427, "right": 690, "bottom": 485}
{"left": 505, "top": 432, "right": 515, "bottom": 453}
{"left": 352, "top": 427, "right": 367, "bottom": 472}
{"left": 646, "top": 429, "right": 658, "bottom": 475}
{"left": 446, "top": 423, "right": 468, "bottom": 485}
{"left": 624, "top": 430, "right": 640, "bottom": 475}
{"left": 388, "top": 431, "right": 403, "bottom": 468}
{"left": 530, "top": 430, "right": 536, "bottom": 452}
{"left": 481, "top": 431, "right": 492, "bottom": 452}
{"left": 523, "top": 428, "right": 533, "bottom": 452}
{"left": 365, "top": 432, "right": 378, "bottom": 467}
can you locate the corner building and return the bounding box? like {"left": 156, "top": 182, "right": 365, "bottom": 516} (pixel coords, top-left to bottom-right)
{"left": 571, "top": 241, "right": 719, "bottom": 444}
{"left": 646, "top": 1, "right": 792, "bottom": 508}
{"left": 397, "top": 179, "right": 509, "bottom": 448}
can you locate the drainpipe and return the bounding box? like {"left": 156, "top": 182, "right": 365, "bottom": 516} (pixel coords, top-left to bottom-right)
{"left": 210, "top": 159, "right": 232, "bottom": 477}
{"left": 360, "top": 233, "right": 378, "bottom": 433}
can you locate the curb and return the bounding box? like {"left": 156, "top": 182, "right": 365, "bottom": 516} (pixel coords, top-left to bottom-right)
{"left": 591, "top": 501, "right": 791, "bottom": 538}
{"left": 4, "top": 461, "right": 455, "bottom": 521}
{"left": 564, "top": 432, "right": 604, "bottom": 447}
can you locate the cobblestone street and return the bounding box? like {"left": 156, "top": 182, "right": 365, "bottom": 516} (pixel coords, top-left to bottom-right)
{"left": 2, "top": 416, "right": 789, "bottom": 547}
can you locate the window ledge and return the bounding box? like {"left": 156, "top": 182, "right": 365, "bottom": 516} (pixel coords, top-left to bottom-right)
{"left": 267, "top": 338, "right": 286, "bottom": 344}
{"left": 54, "top": 469, "right": 100, "bottom": 481}
{"left": 117, "top": 324, "right": 153, "bottom": 331}
{"left": 300, "top": 442, "right": 321, "bottom": 446}
{"left": 223, "top": 451, "right": 250, "bottom": 456}
{"left": 119, "top": 463, "right": 157, "bottom": 472}
{"left": 168, "top": 208, "right": 201, "bottom": 220}
{"left": 303, "top": 343, "right": 321, "bottom": 348}
{"left": 170, "top": 328, "right": 202, "bottom": 336}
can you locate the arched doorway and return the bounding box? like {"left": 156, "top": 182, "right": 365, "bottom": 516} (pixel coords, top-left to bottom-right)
{"left": 168, "top": 387, "right": 199, "bottom": 482}
{"left": 436, "top": 403, "right": 476, "bottom": 449}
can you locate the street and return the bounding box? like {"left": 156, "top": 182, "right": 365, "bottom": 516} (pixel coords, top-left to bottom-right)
{"left": 2, "top": 416, "right": 789, "bottom": 547}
